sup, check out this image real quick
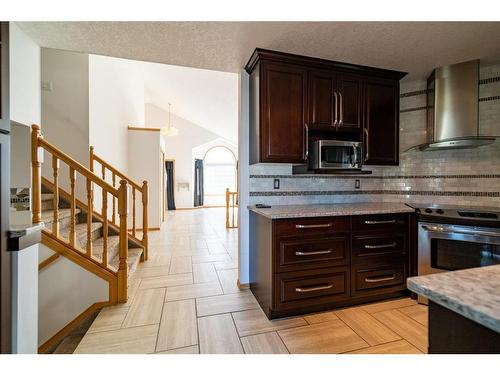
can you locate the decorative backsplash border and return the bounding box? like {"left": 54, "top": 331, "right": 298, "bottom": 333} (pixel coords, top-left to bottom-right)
{"left": 250, "top": 174, "right": 500, "bottom": 179}
{"left": 250, "top": 190, "right": 500, "bottom": 197}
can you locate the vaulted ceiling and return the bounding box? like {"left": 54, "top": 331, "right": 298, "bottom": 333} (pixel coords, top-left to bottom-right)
{"left": 18, "top": 22, "right": 500, "bottom": 80}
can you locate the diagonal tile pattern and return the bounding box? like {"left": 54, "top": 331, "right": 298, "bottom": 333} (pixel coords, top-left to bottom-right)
{"left": 75, "top": 207, "right": 428, "bottom": 355}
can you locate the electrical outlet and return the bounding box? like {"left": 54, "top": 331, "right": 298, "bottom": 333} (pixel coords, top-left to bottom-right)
{"left": 274, "top": 179, "right": 280, "bottom": 189}
{"left": 355, "top": 179, "right": 360, "bottom": 189}
{"left": 41, "top": 81, "right": 53, "bottom": 91}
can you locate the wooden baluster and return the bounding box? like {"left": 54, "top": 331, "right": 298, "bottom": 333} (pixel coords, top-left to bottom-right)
{"left": 225, "top": 188, "right": 230, "bottom": 229}
{"left": 141, "top": 181, "right": 149, "bottom": 261}
{"left": 101, "top": 189, "right": 108, "bottom": 267}
{"left": 31, "top": 125, "right": 42, "bottom": 224}
{"left": 132, "top": 187, "right": 136, "bottom": 237}
{"left": 89, "top": 146, "right": 94, "bottom": 172}
{"left": 86, "top": 178, "right": 93, "bottom": 258}
{"left": 117, "top": 180, "right": 129, "bottom": 302}
{"left": 112, "top": 172, "right": 116, "bottom": 224}
{"left": 69, "top": 167, "right": 76, "bottom": 247}
{"left": 52, "top": 156, "right": 59, "bottom": 235}
{"left": 232, "top": 193, "right": 236, "bottom": 228}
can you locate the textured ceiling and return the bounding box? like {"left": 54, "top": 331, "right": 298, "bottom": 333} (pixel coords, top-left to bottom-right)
{"left": 18, "top": 21, "right": 500, "bottom": 80}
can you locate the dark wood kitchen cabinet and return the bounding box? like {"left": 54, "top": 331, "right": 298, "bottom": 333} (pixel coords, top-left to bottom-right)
{"left": 245, "top": 48, "right": 406, "bottom": 165}
{"left": 249, "top": 211, "right": 414, "bottom": 319}
{"left": 363, "top": 78, "right": 400, "bottom": 165}
{"left": 308, "top": 70, "right": 361, "bottom": 132}
{"left": 248, "top": 61, "right": 307, "bottom": 164}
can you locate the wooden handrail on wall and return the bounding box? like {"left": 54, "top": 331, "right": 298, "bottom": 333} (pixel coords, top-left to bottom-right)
{"left": 225, "top": 188, "right": 238, "bottom": 229}
{"left": 89, "top": 146, "right": 148, "bottom": 261}
{"left": 31, "top": 124, "right": 129, "bottom": 303}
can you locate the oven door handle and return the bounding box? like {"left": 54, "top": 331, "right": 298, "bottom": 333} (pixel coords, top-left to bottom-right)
{"left": 421, "top": 225, "right": 500, "bottom": 238}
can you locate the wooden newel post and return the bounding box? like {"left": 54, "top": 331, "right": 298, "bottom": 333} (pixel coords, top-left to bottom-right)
{"left": 142, "top": 180, "right": 149, "bottom": 261}
{"left": 117, "top": 180, "right": 129, "bottom": 303}
{"left": 31, "top": 125, "right": 42, "bottom": 224}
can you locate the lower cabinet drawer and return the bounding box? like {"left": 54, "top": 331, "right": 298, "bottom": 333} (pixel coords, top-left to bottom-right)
{"left": 276, "top": 235, "right": 348, "bottom": 272}
{"left": 351, "top": 263, "right": 406, "bottom": 297}
{"left": 274, "top": 267, "right": 350, "bottom": 310}
{"left": 352, "top": 233, "right": 406, "bottom": 261}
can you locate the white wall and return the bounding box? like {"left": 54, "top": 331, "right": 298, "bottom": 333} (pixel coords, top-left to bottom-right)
{"left": 128, "top": 129, "right": 162, "bottom": 229}
{"left": 41, "top": 48, "right": 89, "bottom": 200}
{"left": 37, "top": 248, "right": 108, "bottom": 346}
{"left": 89, "top": 55, "right": 145, "bottom": 175}
{"left": 10, "top": 23, "right": 41, "bottom": 127}
{"left": 237, "top": 70, "right": 250, "bottom": 284}
{"left": 146, "top": 103, "right": 229, "bottom": 208}
{"left": 9, "top": 23, "right": 41, "bottom": 226}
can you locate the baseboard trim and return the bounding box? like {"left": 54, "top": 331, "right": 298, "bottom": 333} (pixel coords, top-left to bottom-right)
{"left": 38, "top": 301, "right": 109, "bottom": 353}
{"left": 237, "top": 280, "right": 250, "bottom": 290}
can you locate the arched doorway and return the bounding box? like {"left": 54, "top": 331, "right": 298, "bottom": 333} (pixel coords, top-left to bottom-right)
{"left": 202, "top": 146, "right": 237, "bottom": 206}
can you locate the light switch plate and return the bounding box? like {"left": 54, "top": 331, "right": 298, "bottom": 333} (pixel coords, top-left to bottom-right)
{"left": 274, "top": 179, "right": 280, "bottom": 189}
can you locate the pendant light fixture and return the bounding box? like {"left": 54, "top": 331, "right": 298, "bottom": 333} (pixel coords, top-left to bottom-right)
{"left": 161, "top": 103, "right": 179, "bottom": 137}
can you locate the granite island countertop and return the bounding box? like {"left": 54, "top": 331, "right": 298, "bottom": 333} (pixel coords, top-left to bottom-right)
{"left": 407, "top": 265, "right": 500, "bottom": 334}
{"left": 248, "top": 202, "right": 415, "bottom": 219}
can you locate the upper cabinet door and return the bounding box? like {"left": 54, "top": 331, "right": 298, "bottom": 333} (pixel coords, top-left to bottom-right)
{"left": 363, "top": 78, "right": 399, "bottom": 165}
{"left": 308, "top": 70, "right": 336, "bottom": 129}
{"left": 336, "top": 74, "right": 362, "bottom": 132}
{"left": 261, "top": 63, "right": 307, "bottom": 163}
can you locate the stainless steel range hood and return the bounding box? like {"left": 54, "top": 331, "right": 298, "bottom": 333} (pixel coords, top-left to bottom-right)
{"left": 419, "top": 59, "right": 495, "bottom": 151}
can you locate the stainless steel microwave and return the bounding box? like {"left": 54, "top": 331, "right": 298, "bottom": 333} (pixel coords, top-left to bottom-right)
{"left": 309, "top": 140, "right": 362, "bottom": 170}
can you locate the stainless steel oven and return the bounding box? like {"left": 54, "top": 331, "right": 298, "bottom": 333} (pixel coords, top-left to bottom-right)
{"left": 417, "top": 221, "right": 500, "bottom": 303}
{"left": 309, "top": 140, "right": 362, "bottom": 170}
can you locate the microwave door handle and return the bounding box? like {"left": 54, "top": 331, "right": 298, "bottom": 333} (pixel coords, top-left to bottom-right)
{"left": 351, "top": 144, "right": 358, "bottom": 167}
{"left": 304, "top": 123, "right": 309, "bottom": 161}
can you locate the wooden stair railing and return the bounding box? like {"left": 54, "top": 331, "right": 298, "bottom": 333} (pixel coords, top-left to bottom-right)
{"left": 31, "top": 124, "right": 129, "bottom": 303}
{"left": 89, "top": 146, "right": 148, "bottom": 261}
{"left": 225, "top": 188, "right": 238, "bottom": 229}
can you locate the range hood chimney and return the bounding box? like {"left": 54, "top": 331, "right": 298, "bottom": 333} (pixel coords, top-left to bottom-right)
{"left": 419, "top": 59, "right": 495, "bottom": 151}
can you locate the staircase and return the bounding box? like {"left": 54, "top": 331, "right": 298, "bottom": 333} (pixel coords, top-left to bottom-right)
{"left": 39, "top": 188, "right": 144, "bottom": 277}
{"left": 31, "top": 124, "right": 149, "bottom": 352}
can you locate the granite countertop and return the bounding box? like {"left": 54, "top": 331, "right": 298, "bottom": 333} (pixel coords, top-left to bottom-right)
{"left": 248, "top": 202, "right": 415, "bottom": 219}
{"left": 407, "top": 265, "right": 500, "bottom": 334}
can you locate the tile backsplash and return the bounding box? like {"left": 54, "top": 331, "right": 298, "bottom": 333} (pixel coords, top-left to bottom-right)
{"left": 249, "top": 63, "right": 500, "bottom": 208}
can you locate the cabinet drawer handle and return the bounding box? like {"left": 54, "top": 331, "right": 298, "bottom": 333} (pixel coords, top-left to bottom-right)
{"left": 295, "top": 250, "right": 333, "bottom": 256}
{"left": 295, "top": 284, "right": 334, "bottom": 293}
{"left": 364, "top": 242, "right": 397, "bottom": 249}
{"left": 295, "top": 223, "right": 333, "bottom": 229}
{"left": 364, "top": 219, "right": 396, "bottom": 225}
{"left": 365, "top": 275, "right": 397, "bottom": 283}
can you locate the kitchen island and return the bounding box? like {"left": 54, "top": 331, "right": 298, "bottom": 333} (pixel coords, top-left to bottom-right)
{"left": 249, "top": 203, "right": 416, "bottom": 319}
{"left": 408, "top": 265, "right": 500, "bottom": 353}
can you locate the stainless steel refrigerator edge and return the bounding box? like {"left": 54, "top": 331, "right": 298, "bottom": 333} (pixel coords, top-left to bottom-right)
{"left": 0, "top": 21, "right": 11, "bottom": 354}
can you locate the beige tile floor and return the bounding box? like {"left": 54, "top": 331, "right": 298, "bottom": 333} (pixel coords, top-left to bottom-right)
{"left": 75, "top": 208, "right": 428, "bottom": 354}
